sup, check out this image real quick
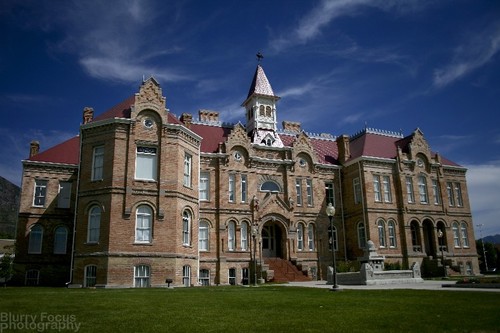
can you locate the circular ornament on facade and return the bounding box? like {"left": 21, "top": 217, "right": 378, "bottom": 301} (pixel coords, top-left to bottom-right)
{"left": 144, "top": 118, "right": 154, "bottom": 128}
{"left": 299, "top": 158, "right": 306, "bottom": 167}
{"left": 234, "top": 151, "right": 242, "bottom": 161}
{"left": 417, "top": 158, "right": 424, "bottom": 167}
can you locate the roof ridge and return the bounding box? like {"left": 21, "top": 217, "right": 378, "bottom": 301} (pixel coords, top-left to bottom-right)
{"left": 351, "top": 127, "right": 404, "bottom": 140}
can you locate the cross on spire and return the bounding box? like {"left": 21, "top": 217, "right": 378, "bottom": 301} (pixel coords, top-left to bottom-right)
{"left": 256, "top": 52, "right": 264, "bottom": 62}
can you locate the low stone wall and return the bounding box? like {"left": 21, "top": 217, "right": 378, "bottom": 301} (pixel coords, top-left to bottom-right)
{"left": 333, "top": 262, "right": 424, "bottom": 286}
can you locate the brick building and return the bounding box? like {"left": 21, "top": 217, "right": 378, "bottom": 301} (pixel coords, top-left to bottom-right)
{"left": 14, "top": 65, "right": 479, "bottom": 287}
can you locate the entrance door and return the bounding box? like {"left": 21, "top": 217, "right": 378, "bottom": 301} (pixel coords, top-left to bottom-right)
{"left": 262, "top": 223, "right": 282, "bottom": 258}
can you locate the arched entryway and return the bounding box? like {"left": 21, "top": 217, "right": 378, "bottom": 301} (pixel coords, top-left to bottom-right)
{"left": 422, "top": 219, "right": 436, "bottom": 257}
{"left": 261, "top": 219, "right": 286, "bottom": 259}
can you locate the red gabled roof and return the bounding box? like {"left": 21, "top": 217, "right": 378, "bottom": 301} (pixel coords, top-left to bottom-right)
{"left": 93, "top": 95, "right": 134, "bottom": 121}
{"left": 28, "top": 136, "right": 80, "bottom": 165}
{"left": 280, "top": 133, "right": 339, "bottom": 165}
{"left": 189, "top": 123, "right": 233, "bottom": 153}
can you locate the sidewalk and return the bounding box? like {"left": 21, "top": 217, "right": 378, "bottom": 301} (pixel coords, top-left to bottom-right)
{"left": 284, "top": 280, "right": 500, "bottom": 292}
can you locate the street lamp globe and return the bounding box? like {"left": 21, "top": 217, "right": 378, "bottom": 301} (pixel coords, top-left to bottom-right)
{"left": 325, "top": 203, "right": 339, "bottom": 291}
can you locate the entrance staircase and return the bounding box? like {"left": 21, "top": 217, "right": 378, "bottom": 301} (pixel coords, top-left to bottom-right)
{"left": 264, "top": 258, "right": 312, "bottom": 282}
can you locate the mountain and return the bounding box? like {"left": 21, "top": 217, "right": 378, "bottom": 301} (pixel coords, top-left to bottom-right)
{"left": 482, "top": 234, "right": 500, "bottom": 245}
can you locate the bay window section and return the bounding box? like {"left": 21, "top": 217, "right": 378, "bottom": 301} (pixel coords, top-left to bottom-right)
{"left": 92, "top": 146, "right": 104, "bottom": 181}
{"left": 183, "top": 153, "right": 192, "bottom": 187}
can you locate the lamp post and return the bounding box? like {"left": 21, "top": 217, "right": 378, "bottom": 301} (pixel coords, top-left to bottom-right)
{"left": 326, "top": 203, "right": 339, "bottom": 291}
{"left": 476, "top": 224, "right": 489, "bottom": 272}
{"left": 251, "top": 225, "right": 258, "bottom": 286}
{"left": 437, "top": 229, "right": 447, "bottom": 278}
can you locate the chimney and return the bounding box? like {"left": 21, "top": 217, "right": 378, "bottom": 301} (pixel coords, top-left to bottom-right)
{"left": 282, "top": 121, "right": 301, "bottom": 133}
{"left": 336, "top": 134, "right": 350, "bottom": 163}
{"left": 29, "top": 140, "right": 40, "bottom": 158}
{"left": 180, "top": 113, "right": 193, "bottom": 128}
{"left": 83, "top": 107, "right": 94, "bottom": 124}
{"left": 199, "top": 109, "right": 219, "bottom": 123}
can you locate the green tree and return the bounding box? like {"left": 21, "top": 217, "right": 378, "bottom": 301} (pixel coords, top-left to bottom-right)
{"left": 476, "top": 240, "right": 497, "bottom": 272}
{"left": 0, "top": 253, "right": 14, "bottom": 286}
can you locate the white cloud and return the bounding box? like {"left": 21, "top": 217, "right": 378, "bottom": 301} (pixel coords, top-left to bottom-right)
{"left": 465, "top": 162, "right": 500, "bottom": 237}
{"left": 433, "top": 21, "right": 500, "bottom": 88}
{"left": 269, "top": 0, "right": 433, "bottom": 53}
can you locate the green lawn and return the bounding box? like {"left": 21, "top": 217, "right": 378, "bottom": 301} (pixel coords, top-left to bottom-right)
{"left": 1, "top": 286, "right": 499, "bottom": 332}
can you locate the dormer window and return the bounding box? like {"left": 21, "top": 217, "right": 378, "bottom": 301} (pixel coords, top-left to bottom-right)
{"left": 261, "top": 134, "right": 275, "bottom": 146}
{"left": 259, "top": 105, "right": 265, "bottom": 116}
{"left": 265, "top": 106, "right": 272, "bottom": 117}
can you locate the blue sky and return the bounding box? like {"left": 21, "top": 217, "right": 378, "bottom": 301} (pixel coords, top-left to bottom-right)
{"left": 1, "top": 0, "right": 499, "bottom": 237}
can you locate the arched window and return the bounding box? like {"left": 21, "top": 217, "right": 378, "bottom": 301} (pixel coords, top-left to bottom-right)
{"left": 328, "top": 225, "right": 338, "bottom": 251}
{"left": 88, "top": 205, "right": 101, "bottom": 243}
{"left": 410, "top": 221, "right": 421, "bottom": 252}
{"left": 199, "top": 221, "right": 209, "bottom": 251}
{"left": 388, "top": 221, "right": 396, "bottom": 248}
{"left": 460, "top": 222, "right": 469, "bottom": 247}
{"left": 308, "top": 224, "right": 315, "bottom": 251}
{"left": 378, "top": 220, "right": 386, "bottom": 248}
{"left": 53, "top": 226, "right": 68, "bottom": 254}
{"left": 260, "top": 181, "right": 281, "bottom": 192}
{"left": 297, "top": 224, "right": 304, "bottom": 251}
{"left": 265, "top": 106, "right": 272, "bottom": 117}
{"left": 259, "top": 105, "right": 265, "bottom": 116}
{"left": 28, "top": 225, "right": 43, "bottom": 254}
{"left": 136, "top": 205, "right": 152, "bottom": 243}
{"left": 228, "top": 221, "right": 236, "bottom": 251}
{"left": 241, "top": 222, "right": 248, "bottom": 251}
{"left": 183, "top": 211, "right": 191, "bottom": 245}
{"left": 357, "top": 222, "right": 366, "bottom": 249}
{"left": 452, "top": 222, "right": 460, "bottom": 247}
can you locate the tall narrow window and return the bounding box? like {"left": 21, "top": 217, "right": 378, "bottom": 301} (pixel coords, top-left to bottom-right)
{"left": 455, "top": 183, "right": 463, "bottom": 207}
{"left": 84, "top": 265, "right": 97, "bottom": 287}
{"left": 228, "top": 221, "right": 236, "bottom": 251}
{"left": 406, "top": 177, "right": 415, "bottom": 203}
{"left": 306, "top": 179, "right": 313, "bottom": 206}
{"left": 92, "top": 146, "right": 104, "bottom": 181}
{"left": 58, "top": 181, "right": 72, "bottom": 208}
{"left": 447, "top": 182, "right": 455, "bottom": 206}
{"left": 199, "top": 221, "right": 209, "bottom": 251}
{"left": 28, "top": 225, "right": 43, "bottom": 254}
{"left": 297, "top": 224, "right": 304, "bottom": 251}
{"left": 328, "top": 225, "right": 338, "bottom": 251}
{"left": 228, "top": 174, "right": 235, "bottom": 202}
{"left": 325, "top": 183, "right": 335, "bottom": 206}
{"left": 295, "top": 179, "right": 302, "bottom": 206}
{"left": 241, "top": 174, "right": 247, "bottom": 202}
{"left": 199, "top": 269, "right": 210, "bottom": 286}
{"left": 378, "top": 220, "right": 386, "bottom": 248}
{"left": 134, "top": 265, "right": 150, "bottom": 288}
{"left": 25, "top": 270, "right": 40, "bottom": 286}
{"left": 135, "top": 205, "right": 152, "bottom": 243}
{"left": 183, "top": 211, "right": 191, "bottom": 245}
{"left": 136, "top": 146, "right": 157, "bottom": 181}
{"left": 228, "top": 268, "right": 236, "bottom": 285}
{"left": 357, "top": 222, "right": 366, "bottom": 249}
{"left": 183, "top": 265, "right": 191, "bottom": 287}
{"left": 388, "top": 221, "right": 396, "bottom": 248}
{"left": 411, "top": 222, "right": 420, "bottom": 252}
{"left": 33, "top": 180, "right": 47, "bottom": 207}
{"left": 382, "top": 176, "right": 392, "bottom": 202}
{"left": 418, "top": 175, "right": 428, "bottom": 203}
{"left": 460, "top": 222, "right": 469, "bottom": 247}
{"left": 432, "top": 179, "right": 441, "bottom": 204}
{"left": 199, "top": 172, "right": 209, "bottom": 201}
{"left": 373, "top": 175, "right": 381, "bottom": 202}
{"left": 88, "top": 206, "right": 101, "bottom": 243}
{"left": 183, "top": 153, "right": 192, "bottom": 187}
{"left": 452, "top": 222, "right": 460, "bottom": 247}
{"left": 53, "top": 226, "right": 68, "bottom": 254}
{"left": 308, "top": 224, "right": 315, "bottom": 251}
{"left": 353, "top": 178, "right": 361, "bottom": 204}
{"left": 240, "top": 222, "right": 248, "bottom": 251}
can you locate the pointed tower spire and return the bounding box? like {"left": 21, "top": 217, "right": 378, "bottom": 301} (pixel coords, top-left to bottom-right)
{"left": 242, "top": 61, "right": 283, "bottom": 148}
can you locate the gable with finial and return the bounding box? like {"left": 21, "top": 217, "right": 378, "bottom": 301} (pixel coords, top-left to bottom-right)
{"left": 226, "top": 123, "right": 251, "bottom": 150}
{"left": 134, "top": 77, "right": 167, "bottom": 115}
{"left": 408, "top": 128, "right": 430, "bottom": 160}
{"left": 291, "top": 131, "right": 318, "bottom": 164}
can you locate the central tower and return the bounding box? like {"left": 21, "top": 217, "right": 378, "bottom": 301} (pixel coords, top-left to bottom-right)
{"left": 242, "top": 65, "right": 284, "bottom": 147}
